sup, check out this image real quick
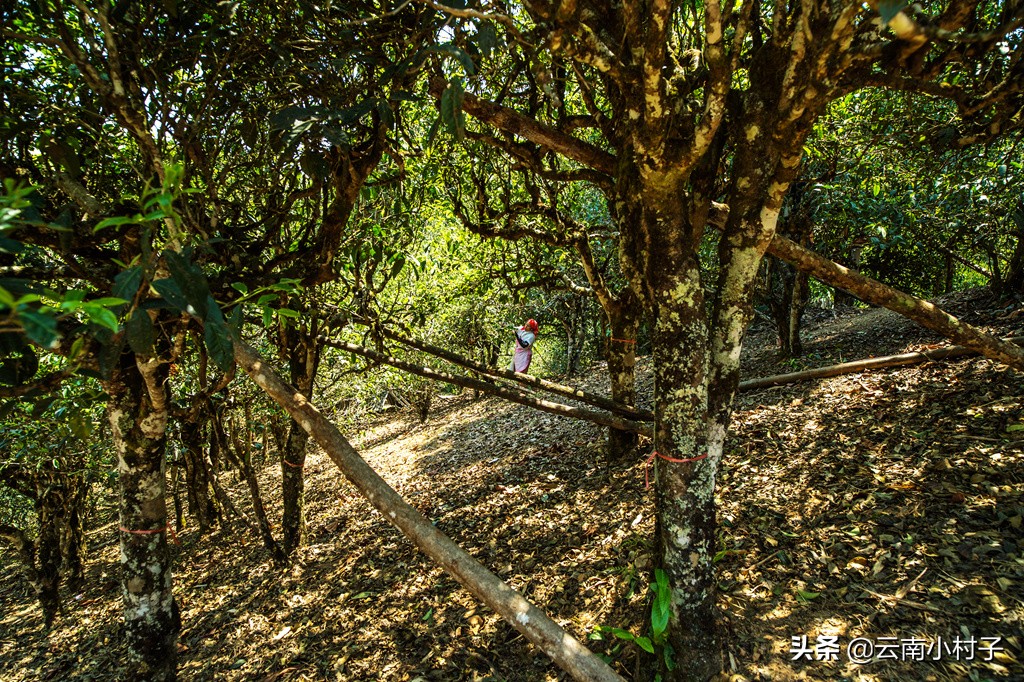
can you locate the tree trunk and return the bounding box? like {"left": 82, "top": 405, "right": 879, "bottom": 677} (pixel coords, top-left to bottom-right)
{"left": 606, "top": 305, "right": 640, "bottom": 461}
{"left": 181, "top": 417, "right": 219, "bottom": 533}
{"left": 740, "top": 337, "right": 1024, "bottom": 391}
{"left": 0, "top": 525, "right": 45, "bottom": 616}
{"left": 105, "top": 353, "right": 178, "bottom": 681}
{"left": 645, "top": 259, "right": 723, "bottom": 681}
{"left": 1003, "top": 227, "right": 1024, "bottom": 295}
{"left": 767, "top": 194, "right": 813, "bottom": 357}
{"left": 768, "top": 257, "right": 809, "bottom": 358}
{"left": 59, "top": 472, "right": 89, "bottom": 593}
{"left": 34, "top": 486, "right": 64, "bottom": 629}
{"left": 279, "top": 319, "right": 320, "bottom": 556}
{"left": 221, "top": 410, "right": 285, "bottom": 565}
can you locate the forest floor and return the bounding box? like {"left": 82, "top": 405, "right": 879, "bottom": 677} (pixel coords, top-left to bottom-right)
{"left": 1, "top": 289, "right": 1023, "bottom": 681}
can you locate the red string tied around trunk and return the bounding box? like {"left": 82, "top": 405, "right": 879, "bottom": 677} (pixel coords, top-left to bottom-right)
{"left": 644, "top": 450, "right": 708, "bottom": 489}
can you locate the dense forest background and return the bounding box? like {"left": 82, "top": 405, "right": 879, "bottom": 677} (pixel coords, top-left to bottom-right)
{"left": 1, "top": 1, "right": 1022, "bottom": 681}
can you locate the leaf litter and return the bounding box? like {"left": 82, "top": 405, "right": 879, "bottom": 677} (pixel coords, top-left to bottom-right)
{"left": 0, "top": 289, "right": 1021, "bottom": 681}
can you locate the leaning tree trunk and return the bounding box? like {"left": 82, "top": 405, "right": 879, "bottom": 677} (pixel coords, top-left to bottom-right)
{"left": 105, "top": 352, "right": 178, "bottom": 681}
{"left": 280, "top": 319, "right": 321, "bottom": 556}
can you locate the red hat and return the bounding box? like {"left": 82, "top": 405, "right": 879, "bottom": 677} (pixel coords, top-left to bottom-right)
{"left": 526, "top": 319, "right": 539, "bottom": 332}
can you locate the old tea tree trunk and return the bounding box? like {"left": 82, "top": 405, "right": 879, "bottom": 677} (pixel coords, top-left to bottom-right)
{"left": 105, "top": 348, "right": 179, "bottom": 680}
{"left": 279, "top": 317, "right": 321, "bottom": 555}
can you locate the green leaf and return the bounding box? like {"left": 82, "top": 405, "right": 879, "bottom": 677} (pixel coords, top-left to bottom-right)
{"left": 433, "top": 43, "right": 476, "bottom": 75}
{"left": 165, "top": 250, "right": 210, "bottom": 319}
{"left": 125, "top": 310, "right": 156, "bottom": 355}
{"left": 82, "top": 304, "right": 119, "bottom": 332}
{"left": 231, "top": 282, "right": 249, "bottom": 295}
{"left": 227, "top": 303, "right": 244, "bottom": 334}
{"left": 20, "top": 309, "right": 59, "bottom": 349}
{"left": 878, "top": 0, "right": 908, "bottom": 24}
{"left": 277, "top": 308, "right": 300, "bottom": 319}
{"left": 651, "top": 600, "right": 669, "bottom": 639}
{"left": 606, "top": 627, "right": 634, "bottom": 642}
{"left": 872, "top": 180, "right": 881, "bottom": 197}
{"left": 91, "top": 297, "right": 130, "bottom": 307}
{"left": 388, "top": 254, "right": 406, "bottom": 282}
{"left": 477, "top": 21, "right": 497, "bottom": 57}
{"left": 663, "top": 643, "right": 676, "bottom": 671}
{"left": 635, "top": 636, "right": 655, "bottom": 654}
{"left": 204, "top": 296, "right": 235, "bottom": 372}
{"left": 93, "top": 216, "right": 136, "bottom": 232}
{"left": 152, "top": 278, "right": 189, "bottom": 311}
{"left": 440, "top": 82, "right": 466, "bottom": 142}
{"left": 796, "top": 589, "right": 821, "bottom": 602}
{"left": 1006, "top": 424, "right": 1024, "bottom": 432}
{"left": 113, "top": 266, "right": 144, "bottom": 301}
{"left": 425, "top": 115, "right": 441, "bottom": 147}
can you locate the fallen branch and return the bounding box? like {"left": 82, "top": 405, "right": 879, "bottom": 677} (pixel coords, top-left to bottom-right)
{"left": 378, "top": 326, "right": 654, "bottom": 421}
{"left": 321, "top": 337, "right": 653, "bottom": 436}
{"left": 765, "top": 232, "right": 1024, "bottom": 371}
{"left": 233, "top": 339, "right": 625, "bottom": 682}
{"left": 738, "top": 337, "right": 1024, "bottom": 392}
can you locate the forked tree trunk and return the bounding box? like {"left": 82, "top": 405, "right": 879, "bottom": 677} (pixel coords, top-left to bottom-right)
{"left": 181, "top": 417, "right": 219, "bottom": 533}
{"left": 0, "top": 466, "right": 89, "bottom": 625}
{"left": 769, "top": 260, "right": 809, "bottom": 358}
{"left": 105, "top": 354, "right": 178, "bottom": 681}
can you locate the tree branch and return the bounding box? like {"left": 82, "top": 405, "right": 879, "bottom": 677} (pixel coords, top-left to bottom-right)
{"left": 233, "top": 339, "right": 626, "bottom": 682}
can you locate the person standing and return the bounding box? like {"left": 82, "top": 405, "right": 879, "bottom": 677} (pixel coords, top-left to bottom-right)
{"left": 510, "top": 319, "right": 539, "bottom": 373}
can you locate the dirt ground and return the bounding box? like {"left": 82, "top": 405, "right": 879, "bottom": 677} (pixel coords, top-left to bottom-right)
{"left": 1, "top": 290, "right": 1022, "bottom": 681}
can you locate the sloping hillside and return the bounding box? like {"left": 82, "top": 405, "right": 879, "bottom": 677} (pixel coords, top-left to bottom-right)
{"left": 1, "top": 291, "right": 1022, "bottom": 681}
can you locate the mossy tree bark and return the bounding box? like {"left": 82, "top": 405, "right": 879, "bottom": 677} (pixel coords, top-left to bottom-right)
{"left": 105, "top": 349, "right": 178, "bottom": 681}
